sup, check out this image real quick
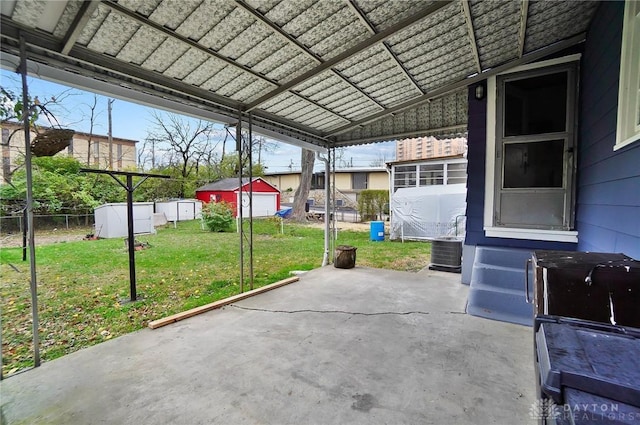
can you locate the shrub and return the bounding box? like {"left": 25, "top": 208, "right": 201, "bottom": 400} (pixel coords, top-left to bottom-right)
{"left": 202, "top": 201, "right": 234, "bottom": 232}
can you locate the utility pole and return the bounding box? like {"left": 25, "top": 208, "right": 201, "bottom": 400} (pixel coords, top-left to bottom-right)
{"left": 108, "top": 99, "right": 114, "bottom": 169}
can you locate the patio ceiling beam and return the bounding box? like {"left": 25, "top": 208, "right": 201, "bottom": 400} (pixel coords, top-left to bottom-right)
{"left": 231, "top": 2, "right": 373, "bottom": 127}
{"left": 234, "top": 0, "right": 385, "bottom": 113}
{"left": 347, "top": 0, "right": 424, "bottom": 95}
{"left": 101, "top": 0, "right": 280, "bottom": 89}
{"left": 345, "top": 0, "right": 424, "bottom": 97}
{"left": 61, "top": 0, "right": 101, "bottom": 55}
{"left": 518, "top": 0, "right": 530, "bottom": 58}
{"left": 285, "top": 92, "right": 351, "bottom": 127}
{"left": 233, "top": 0, "right": 313, "bottom": 62}
{"left": 245, "top": 0, "right": 454, "bottom": 112}
{"left": 461, "top": 0, "right": 482, "bottom": 74}
{"left": 326, "top": 32, "right": 586, "bottom": 138}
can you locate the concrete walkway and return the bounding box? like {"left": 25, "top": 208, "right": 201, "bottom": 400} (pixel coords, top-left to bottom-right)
{"left": 1, "top": 266, "right": 536, "bottom": 425}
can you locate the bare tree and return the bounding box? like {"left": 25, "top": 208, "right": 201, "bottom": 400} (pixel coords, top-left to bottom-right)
{"left": 84, "top": 94, "right": 99, "bottom": 166}
{"left": 221, "top": 127, "right": 230, "bottom": 162}
{"left": 253, "top": 135, "right": 277, "bottom": 166}
{"left": 225, "top": 128, "right": 262, "bottom": 177}
{"left": 369, "top": 151, "right": 388, "bottom": 167}
{"left": 334, "top": 147, "right": 348, "bottom": 168}
{"left": 136, "top": 136, "right": 160, "bottom": 170}
{"left": 107, "top": 98, "right": 114, "bottom": 169}
{"left": 204, "top": 127, "right": 228, "bottom": 176}
{"left": 147, "top": 112, "right": 216, "bottom": 197}
{"left": 291, "top": 148, "right": 315, "bottom": 221}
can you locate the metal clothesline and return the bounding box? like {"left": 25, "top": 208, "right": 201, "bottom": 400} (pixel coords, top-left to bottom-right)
{"left": 79, "top": 168, "right": 169, "bottom": 303}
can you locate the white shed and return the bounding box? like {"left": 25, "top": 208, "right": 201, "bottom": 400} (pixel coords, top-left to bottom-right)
{"left": 94, "top": 202, "right": 155, "bottom": 239}
{"left": 155, "top": 199, "right": 202, "bottom": 222}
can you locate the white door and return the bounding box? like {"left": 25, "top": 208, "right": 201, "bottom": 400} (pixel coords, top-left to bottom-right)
{"left": 238, "top": 193, "right": 277, "bottom": 217}
{"left": 177, "top": 202, "right": 195, "bottom": 220}
{"left": 133, "top": 204, "right": 153, "bottom": 234}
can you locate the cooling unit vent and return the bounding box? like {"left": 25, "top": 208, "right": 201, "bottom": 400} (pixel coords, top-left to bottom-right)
{"left": 429, "top": 237, "right": 463, "bottom": 273}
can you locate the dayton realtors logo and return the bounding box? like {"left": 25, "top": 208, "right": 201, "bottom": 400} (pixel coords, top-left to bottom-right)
{"left": 529, "top": 399, "right": 640, "bottom": 422}
{"left": 529, "top": 398, "right": 560, "bottom": 420}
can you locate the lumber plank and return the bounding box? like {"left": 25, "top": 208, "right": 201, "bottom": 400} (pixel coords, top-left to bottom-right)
{"left": 148, "top": 276, "right": 299, "bottom": 329}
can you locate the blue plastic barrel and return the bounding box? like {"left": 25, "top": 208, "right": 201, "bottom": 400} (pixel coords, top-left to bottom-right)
{"left": 370, "top": 221, "right": 385, "bottom": 241}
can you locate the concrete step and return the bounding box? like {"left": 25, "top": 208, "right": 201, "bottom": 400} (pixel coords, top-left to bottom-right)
{"left": 470, "top": 264, "right": 531, "bottom": 292}
{"left": 467, "top": 246, "right": 534, "bottom": 326}
{"left": 473, "top": 246, "right": 533, "bottom": 270}
{"left": 467, "top": 287, "right": 533, "bottom": 326}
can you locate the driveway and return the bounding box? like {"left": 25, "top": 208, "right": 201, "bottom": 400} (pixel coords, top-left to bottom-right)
{"left": 1, "top": 266, "right": 535, "bottom": 424}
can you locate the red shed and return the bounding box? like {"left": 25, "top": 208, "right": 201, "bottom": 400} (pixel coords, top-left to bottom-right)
{"left": 195, "top": 177, "right": 281, "bottom": 218}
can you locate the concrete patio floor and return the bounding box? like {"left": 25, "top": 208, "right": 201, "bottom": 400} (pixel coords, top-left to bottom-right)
{"left": 1, "top": 266, "right": 536, "bottom": 425}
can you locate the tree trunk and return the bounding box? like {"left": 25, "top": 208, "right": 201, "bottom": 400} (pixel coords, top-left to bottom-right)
{"left": 291, "top": 149, "right": 315, "bottom": 221}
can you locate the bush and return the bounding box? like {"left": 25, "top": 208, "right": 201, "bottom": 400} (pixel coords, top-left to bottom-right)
{"left": 202, "top": 201, "right": 234, "bottom": 232}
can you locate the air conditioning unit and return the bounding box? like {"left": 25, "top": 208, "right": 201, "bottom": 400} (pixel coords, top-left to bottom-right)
{"left": 429, "top": 237, "right": 463, "bottom": 273}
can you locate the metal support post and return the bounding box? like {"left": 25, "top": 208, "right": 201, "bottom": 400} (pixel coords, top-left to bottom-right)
{"left": 248, "top": 113, "right": 254, "bottom": 291}
{"left": 20, "top": 34, "right": 40, "bottom": 367}
{"left": 236, "top": 111, "right": 244, "bottom": 293}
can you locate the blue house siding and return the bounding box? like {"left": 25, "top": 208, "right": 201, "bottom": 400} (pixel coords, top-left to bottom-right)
{"left": 577, "top": 0, "right": 640, "bottom": 259}
{"left": 464, "top": 84, "right": 487, "bottom": 247}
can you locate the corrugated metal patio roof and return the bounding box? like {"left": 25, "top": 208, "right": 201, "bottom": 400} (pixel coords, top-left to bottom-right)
{"left": 0, "top": 0, "right": 598, "bottom": 150}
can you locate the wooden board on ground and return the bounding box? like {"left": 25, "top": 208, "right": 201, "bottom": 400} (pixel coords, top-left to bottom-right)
{"left": 148, "top": 276, "right": 300, "bottom": 329}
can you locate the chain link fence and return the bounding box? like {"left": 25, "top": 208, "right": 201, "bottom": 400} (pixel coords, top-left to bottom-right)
{"left": 0, "top": 214, "right": 95, "bottom": 234}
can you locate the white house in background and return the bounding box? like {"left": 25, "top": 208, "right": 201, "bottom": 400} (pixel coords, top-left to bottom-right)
{"left": 387, "top": 155, "right": 468, "bottom": 240}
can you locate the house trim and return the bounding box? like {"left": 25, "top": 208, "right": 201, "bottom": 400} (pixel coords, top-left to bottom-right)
{"left": 484, "top": 227, "right": 578, "bottom": 243}
{"left": 614, "top": 0, "right": 640, "bottom": 151}
{"left": 483, "top": 54, "right": 581, "bottom": 242}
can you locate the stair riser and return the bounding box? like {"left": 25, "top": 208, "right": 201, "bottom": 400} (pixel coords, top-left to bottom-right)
{"left": 467, "top": 246, "right": 535, "bottom": 326}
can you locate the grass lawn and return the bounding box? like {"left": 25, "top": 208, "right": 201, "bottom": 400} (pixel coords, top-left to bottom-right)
{"left": 0, "top": 219, "right": 431, "bottom": 376}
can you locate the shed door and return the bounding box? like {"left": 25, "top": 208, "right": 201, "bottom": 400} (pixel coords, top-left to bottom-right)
{"left": 177, "top": 202, "right": 195, "bottom": 220}
{"left": 239, "top": 193, "right": 277, "bottom": 217}
{"left": 133, "top": 205, "right": 153, "bottom": 234}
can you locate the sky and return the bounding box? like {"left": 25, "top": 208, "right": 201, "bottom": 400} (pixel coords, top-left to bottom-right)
{"left": 0, "top": 69, "right": 396, "bottom": 172}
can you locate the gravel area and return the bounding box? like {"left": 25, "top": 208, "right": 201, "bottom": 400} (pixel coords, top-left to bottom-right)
{"left": 1, "top": 228, "right": 91, "bottom": 248}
